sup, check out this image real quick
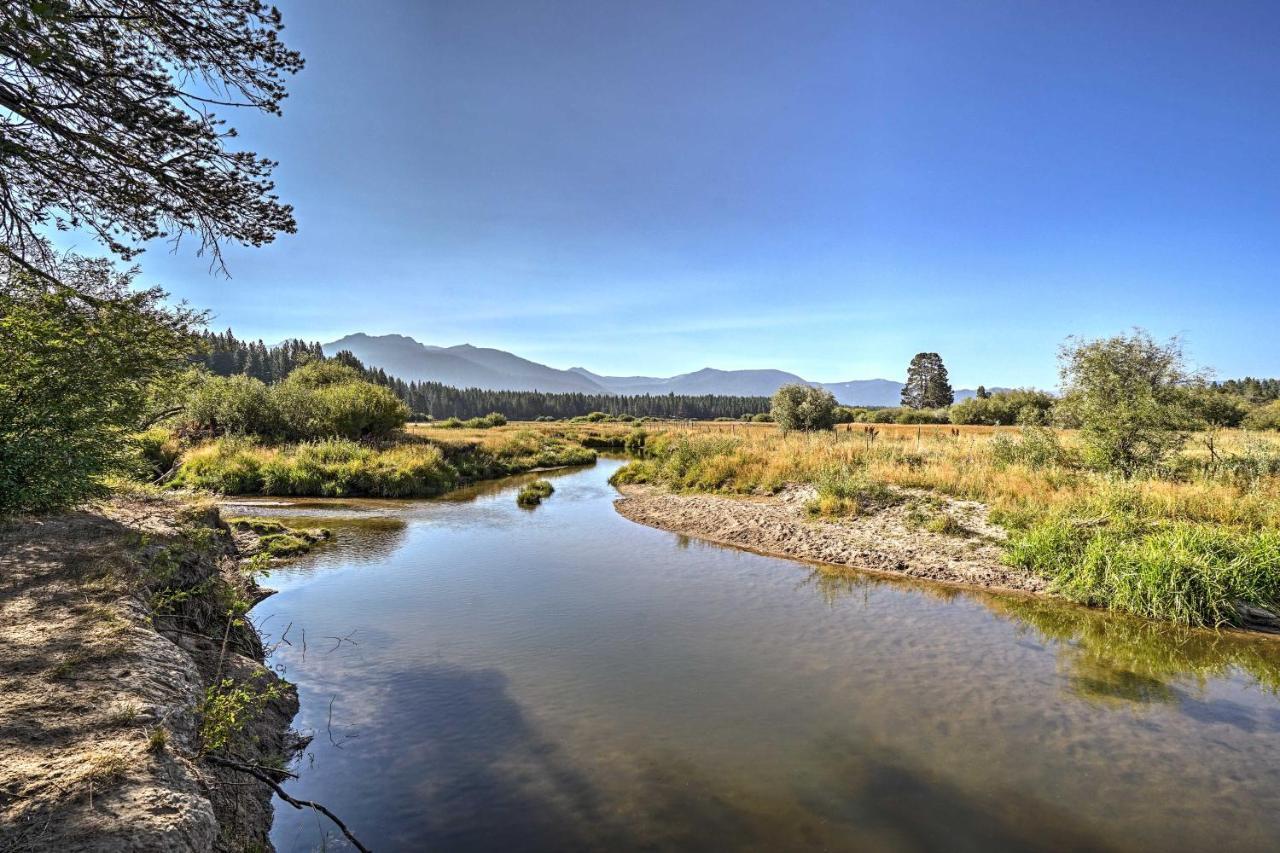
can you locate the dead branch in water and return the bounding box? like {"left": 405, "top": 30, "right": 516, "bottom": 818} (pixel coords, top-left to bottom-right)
{"left": 203, "top": 755, "right": 371, "bottom": 853}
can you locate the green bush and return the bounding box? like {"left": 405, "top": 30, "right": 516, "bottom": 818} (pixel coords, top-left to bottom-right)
{"left": 990, "top": 426, "right": 1073, "bottom": 469}
{"left": 1, "top": 258, "right": 199, "bottom": 514}
{"left": 608, "top": 432, "right": 764, "bottom": 493}
{"left": 131, "top": 427, "right": 184, "bottom": 480}
{"left": 895, "top": 408, "right": 948, "bottom": 425}
{"left": 624, "top": 429, "right": 648, "bottom": 455}
{"left": 1244, "top": 400, "right": 1280, "bottom": 431}
{"left": 182, "top": 364, "right": 407, "bottom": 441}
{"left": 770, "top": 384, "right": 838, "bottom": 432}
{"left": 950, "top": 389, "right": 1056, "bottom": 426}
{"left": 185, "top": 374, "right": 282, "bottom": 436}
{"left": 1057, "top": 331, "right": 1198, "bottom": 476}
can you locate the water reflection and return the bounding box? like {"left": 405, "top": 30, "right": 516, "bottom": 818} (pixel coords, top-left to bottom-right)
{"left": 807, "top": 564, "right": 1280, "bottom": 708}
{"left": 256, "top": 459, "right": 1280, "bottom": 852}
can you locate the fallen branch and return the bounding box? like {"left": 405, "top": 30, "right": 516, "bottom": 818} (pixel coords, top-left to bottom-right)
{"left": 203, "top": 755, "right": 370, "bottom": 853}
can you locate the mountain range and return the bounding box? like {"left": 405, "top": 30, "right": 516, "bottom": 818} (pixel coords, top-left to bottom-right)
{"left": 322, "top": 333, "right": 994, "bottom": 406}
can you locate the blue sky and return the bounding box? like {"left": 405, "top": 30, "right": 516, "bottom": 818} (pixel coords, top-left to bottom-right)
{"left": 61, "top": 1, "right": 1280, "bottom": 387}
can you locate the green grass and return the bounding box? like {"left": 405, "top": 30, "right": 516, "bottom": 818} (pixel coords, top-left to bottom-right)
{"left": 169, "top": 431, "right": 596, "bottom": 499}
{"left": 1005, "top": 493, "right": 1280, "bottom": 628}
{"left": 516, "top": 479, "right": 555, "bottom": 507}
{"left": 805, "top": 466, "right": 902, "bottom": 518}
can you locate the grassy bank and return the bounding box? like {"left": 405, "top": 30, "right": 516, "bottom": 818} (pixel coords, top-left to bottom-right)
{"left": 167, "top": 426, "right": 601, "bottom": 498}
{"left": 612, "top": 423, "right": 1280, "bottom": 629}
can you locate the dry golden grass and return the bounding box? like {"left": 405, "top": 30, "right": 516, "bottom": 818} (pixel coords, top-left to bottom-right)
{"left": 617, "top": 422, "right": 1280, "bottom": 529}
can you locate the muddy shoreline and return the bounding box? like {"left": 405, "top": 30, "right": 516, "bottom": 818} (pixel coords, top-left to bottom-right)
{"left": 614, "top": 483, "right": 1049, "bottom": 596}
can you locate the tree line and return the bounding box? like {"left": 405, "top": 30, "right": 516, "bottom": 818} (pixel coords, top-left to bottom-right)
{"left": 192, "top": 330, "right": 773, "bottom": 420}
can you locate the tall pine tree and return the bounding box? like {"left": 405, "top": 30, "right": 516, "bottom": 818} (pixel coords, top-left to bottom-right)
{"left": 901, "top": 352, "right": 955, "bottom": 409}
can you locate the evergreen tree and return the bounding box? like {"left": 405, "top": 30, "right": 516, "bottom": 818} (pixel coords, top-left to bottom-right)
{"left": 0, "top": 1, "right": 302, "bottom": 270}
{"left": 901, "top": 353, "right": 954, "bottom": 409}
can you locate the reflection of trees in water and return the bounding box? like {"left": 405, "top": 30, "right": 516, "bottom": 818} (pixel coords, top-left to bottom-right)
{"left": 435, "top": 465, "right": 589, "bottom": 504}
{"left": 275, "top": 516, "right": 410, "bottom": 574}
{"left": 800, "top": 565, "right": 1280, "bottom": 706}
{"left": 990, "top": 596, "right": 1280, "bottom": 704}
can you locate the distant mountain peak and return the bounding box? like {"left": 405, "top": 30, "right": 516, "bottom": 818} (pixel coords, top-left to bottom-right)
{"left": 322, "top": 332, "right": 1002, "bottom": 405}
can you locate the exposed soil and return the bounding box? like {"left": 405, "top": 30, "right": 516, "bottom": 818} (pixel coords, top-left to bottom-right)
{"left": 0, "top": 497, "right": 300, "bottom": 852}
{"left": 614, "top": 483, "right": 1050, "bottom": 595}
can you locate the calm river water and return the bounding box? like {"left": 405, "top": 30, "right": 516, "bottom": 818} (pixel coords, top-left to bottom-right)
{"left": 234, "top": 458, "right": 1280, "bottom": 852}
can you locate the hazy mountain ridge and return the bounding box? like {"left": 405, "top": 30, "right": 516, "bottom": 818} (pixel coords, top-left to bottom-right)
{"left": 324, "top": 333, "right": 999, "bottom": 405}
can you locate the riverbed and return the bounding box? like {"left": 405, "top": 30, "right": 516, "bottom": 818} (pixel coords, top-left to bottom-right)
{"left": 237, "top": 458, "right": 1280, "bottom": 852}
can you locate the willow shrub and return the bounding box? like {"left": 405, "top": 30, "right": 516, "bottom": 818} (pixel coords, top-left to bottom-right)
{"left": 0, "top": 259, "right": 200, "bottom": 514}
{"left": 182, "top": 365, "right": 408, "bottom": 442}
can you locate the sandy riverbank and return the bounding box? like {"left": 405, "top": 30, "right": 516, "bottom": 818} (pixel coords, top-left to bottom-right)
{"left": 614, "top": 483, "right": 1049, "bottom": 595}
{"left": 0, "top": 498, "right": 300, "bottom": 852}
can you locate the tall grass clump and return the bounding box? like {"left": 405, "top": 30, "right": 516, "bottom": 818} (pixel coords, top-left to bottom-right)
{"left": 171, "top": 437, "right": 457, "bottom": 498}
{"left": 516, "top": 479, "right": 554, "bottom": 507}
{"left": 1006, "top": 485, "right": 1280, "bottom": 627}
{"left": 806, "top": 466, "right": 901, "bottom": 518}
{"left": 609, "top": 432, "right": 778, "bottom": 493}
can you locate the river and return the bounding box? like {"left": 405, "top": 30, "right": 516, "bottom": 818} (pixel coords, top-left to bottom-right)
{"left": 233, "top": 458, "right": 1280, "bottom": 852}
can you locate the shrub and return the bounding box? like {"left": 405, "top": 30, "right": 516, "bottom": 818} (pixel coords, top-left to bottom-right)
{"left": 624, "top": 429, "right": 648, "bottom": 455}
{"left": 895, "top": 408, "right": 948, "bottom": 425}
{"left": 990, "top": 426, "right": 1072, "bottom": 469}
{"left": 1, "top": 258, "right": 200, "bottom": 514}
{"left": 770, "top": 384, "right": 837, "bottom": 432}
{"left": 132, "top": 427, "right": 183, "bottom": 480}
{"left": 1187, "top": 391, "right": 1252, "bottom": 429}
{"left": 1057, "top": 331, "right": 1198, "bottom": 476}
{"left": 182, "top": 365, "right": 407, "bottom": 441}
{"left": 185, "top": 374, "right": 282, "bottom": 437}
{"left": 1244, "top": 401, "right": 1280, "bottom": 431}
{"left": 274, "top": 367, "right": 407, "bottom": 440}
{"left": 751, "top": 413, "right": 773, "bottom": 423}
{"left": 950, "top": 389, "right": 1056, "bottom": 426}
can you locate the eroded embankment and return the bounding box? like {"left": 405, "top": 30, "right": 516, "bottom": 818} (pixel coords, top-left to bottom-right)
{"left": 0, "top": 498, "right": 299, "bottom": 852}
{"left": 614, "top": 483, "right": 1049, "bottom": 595}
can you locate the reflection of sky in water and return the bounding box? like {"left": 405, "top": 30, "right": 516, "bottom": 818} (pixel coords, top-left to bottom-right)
{"left": 253, "top": 460, "right": 1280, "bottom": 852}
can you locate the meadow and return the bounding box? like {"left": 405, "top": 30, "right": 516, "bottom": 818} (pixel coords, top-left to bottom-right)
{"left": 611, "top": 421, "right": 1280, "bottom": 629}
{"left": 151, "top": 407, "right": 1280, "bottom": 629}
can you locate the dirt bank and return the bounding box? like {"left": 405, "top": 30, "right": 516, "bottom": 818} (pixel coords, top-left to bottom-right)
{"left": 614, "top": 483, "right": 1049, "bottom": 595}
{"left": 0, "top": 497, "right": 301, "bottom": 852}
